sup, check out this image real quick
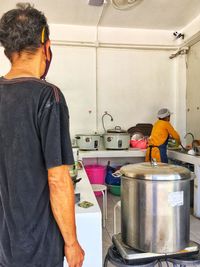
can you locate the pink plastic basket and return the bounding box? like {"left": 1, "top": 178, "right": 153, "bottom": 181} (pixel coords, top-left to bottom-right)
{"left": 130, "top": 139, "right": 148, "bottom": 149}
{"left": 84, "top": 165, "right": 106, "bottom": 196}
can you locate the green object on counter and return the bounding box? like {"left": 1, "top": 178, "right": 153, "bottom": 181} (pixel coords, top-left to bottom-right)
{"left": 109, "top": 184, "right": 121, "bottom": 196}
{"left": 78, "top": 201, "right": 94, "bottom": 208}
{"left": 168, "top": 138, "right": 179, "bottom": 148}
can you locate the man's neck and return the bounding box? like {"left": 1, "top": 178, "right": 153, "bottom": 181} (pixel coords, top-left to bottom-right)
{"left": 4, "top": 50, "right": 43, "bottom": 79}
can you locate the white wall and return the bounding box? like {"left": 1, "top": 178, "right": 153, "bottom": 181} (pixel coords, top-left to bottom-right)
{"left": 47, "top": 46, "right": 97, "bottom": 136}
{"left": 97, "top": 48, "right": 176, "bottom": 131}
{"left": 0, "top": 24, "right": 185, "bottom": 140}
{"left": 186, "top": 41, "right": 200, "bottom": 140}
{"left": 47, "top": 45, "right": 178, "bottom": 138}
{"left": 174, "top": 55, "right": 187, "bottom": 142}
{"left": 0, "top": 48, "right": 10, "bottom": 74}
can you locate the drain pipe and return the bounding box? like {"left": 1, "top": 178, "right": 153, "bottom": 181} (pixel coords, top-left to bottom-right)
{"left": 169, "top": 46, "right": 189, "bottom": 59}
{"left": 95, "top": 1, "right": 108, "bottom": 133}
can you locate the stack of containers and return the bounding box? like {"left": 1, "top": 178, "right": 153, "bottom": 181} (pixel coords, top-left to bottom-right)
{"left": 105, "top": 164, "right": 121, "bottom": 196}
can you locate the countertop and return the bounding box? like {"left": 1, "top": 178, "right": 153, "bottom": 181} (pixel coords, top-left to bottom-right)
{"left": 167, "top": 149, "right": 200, "bottom": 165}
{"left": 64, "top": 167, "right": 102, "bottom": 267}
{"left": 74, "top": 167, "right": 101, "bottom": 214}
{"left": 79, "top": 148, "right": 146, "bottom": 159}
{"left": 78, "top": 147, "right": 200, "bottom": 165}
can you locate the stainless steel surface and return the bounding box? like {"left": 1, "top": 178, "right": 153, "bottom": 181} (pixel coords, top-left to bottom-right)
{"left": 120, "top": 162, "right": 191, "bottom": 180}
{"left": 183, "top": 132, "right": 200, "bottom": 154}
{"left": 103, "top": 132, "right": 130, "bottom": 150}
{"left": 112, "top": 234, "right": 199, "bottom": 261}
{"left": 168, "top": 146, "right": 200, "bottom": 156}
{"left": 120, "top": 163, "right": 191, "bottom": 253}
{"left": 75, "top": 134, "right": 101, "bottom": 150}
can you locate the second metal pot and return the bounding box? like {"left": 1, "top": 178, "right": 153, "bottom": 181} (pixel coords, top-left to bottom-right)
{"left": 75, "top": 134, "right": 101, "bottom": 150}
{"left": 103, "top": 133, "right": 130, "bottom": 150}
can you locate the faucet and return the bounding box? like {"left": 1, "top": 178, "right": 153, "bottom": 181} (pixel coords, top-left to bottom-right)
{"left": 102, "top": 111, "right": 114, "bottom": 132}
{"left": 184, "top": 132, "right": 194, "bottom": 142}
{"left": 184, "top": 132, "right": 198, "bottom": 151}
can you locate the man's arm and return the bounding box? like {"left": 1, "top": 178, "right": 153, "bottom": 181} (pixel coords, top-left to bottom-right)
{"left": 48, "top": 165, "right": 84, "bottom": 267}
{"left": 167, "top": 123, "right": 181, "bottom": 144}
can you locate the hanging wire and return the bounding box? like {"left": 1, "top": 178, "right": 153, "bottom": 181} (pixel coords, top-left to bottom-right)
{"left": 111, "top": 0, "right": 143, "bottom": 10}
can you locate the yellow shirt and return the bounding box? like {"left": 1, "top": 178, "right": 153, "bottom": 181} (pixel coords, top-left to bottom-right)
{"left": 148, "top": 120, "right": 180, "bottom": 146}
{"left": 145, "top": 120, "right": 180, "bottom": 162}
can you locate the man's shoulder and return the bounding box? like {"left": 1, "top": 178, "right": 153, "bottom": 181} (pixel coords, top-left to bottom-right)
{"left": 154, "top": 120, "right": 169, "bottom": 130}
{"left": 29, "top": 79, "right": 64, "bottom": 104}
{"left": 0, "top": 77, "right": 64, "bottom": 104}
{"left": 38, "top": 80, "right": 62, "bottom": 103}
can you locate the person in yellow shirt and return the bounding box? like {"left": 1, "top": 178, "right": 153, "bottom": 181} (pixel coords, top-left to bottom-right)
{"left": 145, "top": 108, "right": 181, "bottom": 163}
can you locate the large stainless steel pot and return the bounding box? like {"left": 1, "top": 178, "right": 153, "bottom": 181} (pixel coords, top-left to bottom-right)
{"left": 120, "top": 162, "right": 191, "bottom": 253}
{"left": 75, "top": 134, "right": 100, "bottom": 150}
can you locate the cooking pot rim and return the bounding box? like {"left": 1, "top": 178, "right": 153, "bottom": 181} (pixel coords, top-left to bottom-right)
{"left": 121, "top": 174, "right": 191, "bottom": 181}
{"left": 120, "top": 163, "right": 192, "bottom": 181}
{"left": 103, "top": 132, "right": 130, "bottom": 136}
{"left": 75, "top": 134, "right": 101, "bottom": 137}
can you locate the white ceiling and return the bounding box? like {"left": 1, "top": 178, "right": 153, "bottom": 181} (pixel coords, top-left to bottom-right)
{"left": 1, "top": 0, "right": 200, "bottom": 31}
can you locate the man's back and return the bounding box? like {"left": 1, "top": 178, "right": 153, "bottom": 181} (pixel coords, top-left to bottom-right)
{"left": 0, "top": 77, "right": 73, "bottom": 267}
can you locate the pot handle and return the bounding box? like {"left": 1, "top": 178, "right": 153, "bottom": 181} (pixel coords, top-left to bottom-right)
{"left": 94, "top": 140, "right": 98, "bottom": 148}
{"left": 190, "top": 172, "right": 196, "bottom": 181}
{"left": 115, "top": 126, "right": 121, "bottom": 130}
{"left": 151, "top": 158, "right": 158, "bottom": 167}
{"left": 112, "top": 170, "right": 122, "bottom": 178}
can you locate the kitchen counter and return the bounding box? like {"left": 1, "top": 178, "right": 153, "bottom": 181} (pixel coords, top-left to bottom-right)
{"left": 168, "top": 149, "right": 200, "bottom": 165}
{"left": 79, "top": 147, "right": 146, "bottom": 159}
{"left": 168, "top": 149, "right": 200, "bottom": 218}
{"left": 64, "top": 167, "right": 102, "bottom": 267}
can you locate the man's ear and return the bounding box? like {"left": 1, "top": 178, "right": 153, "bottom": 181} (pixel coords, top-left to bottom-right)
{"left": 4, "top": 50, "right": 9, "bottom": 59}
{"left": 45, "top": 40, "right": 51, "bottom": 61}
{"left": 4, "top": 50, "right": 13, "bottom": 62}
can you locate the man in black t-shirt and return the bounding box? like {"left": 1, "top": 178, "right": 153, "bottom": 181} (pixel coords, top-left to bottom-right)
{"left": 0, "top": 3, "right": 84, "bottom": 267}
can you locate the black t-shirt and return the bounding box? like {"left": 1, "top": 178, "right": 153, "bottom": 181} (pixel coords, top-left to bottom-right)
{"left": 0, "top": 77, "right": 74, "bottom": 267}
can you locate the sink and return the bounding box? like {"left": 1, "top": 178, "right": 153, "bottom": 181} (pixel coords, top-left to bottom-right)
{"left": 168, "top": 147, "right": 189, "bottom": 154}
{"left": 168, "top": 147, "right": 198, "bottom": 156}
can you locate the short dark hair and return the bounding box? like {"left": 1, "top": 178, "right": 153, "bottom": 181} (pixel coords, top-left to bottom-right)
{"left": 0, "top": 3, "right": 49, "bottom": 58}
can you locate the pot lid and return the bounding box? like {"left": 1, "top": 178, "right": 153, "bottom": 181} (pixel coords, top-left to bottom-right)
{"left": 120, "top": 162, "right": 191, "bottom": 181}
{"left": 107, "top": 126, "right": 127, "bottom": 133}
{"left": 103, "top": 132, "right": 130, "bottom": 136}
{"left": 75, "top": 134, "right": 101, "bottom": 137}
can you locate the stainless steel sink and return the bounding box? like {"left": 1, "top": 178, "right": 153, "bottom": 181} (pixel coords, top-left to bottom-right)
{"left": 168, "top": 147, "right": 189, "bottom": 154}
{"left": 168, "top": 147, "right": 199, "bottom": 156}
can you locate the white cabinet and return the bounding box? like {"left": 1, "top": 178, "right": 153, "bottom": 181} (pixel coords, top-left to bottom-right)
{"left": 64, "top": 167, "right": 102, "bottom": 267}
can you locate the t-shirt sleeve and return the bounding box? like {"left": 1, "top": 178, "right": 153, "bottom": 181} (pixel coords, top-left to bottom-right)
{"left": 166, "top": 122, "right": 180, "bottom": 142}
{"left": 38, "top": 86, "right": 74, "bottom": 169}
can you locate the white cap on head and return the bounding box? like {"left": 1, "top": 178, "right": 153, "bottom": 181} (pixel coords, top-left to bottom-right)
{"left": 157, "top": 108, "right": 172, "bottom": 119}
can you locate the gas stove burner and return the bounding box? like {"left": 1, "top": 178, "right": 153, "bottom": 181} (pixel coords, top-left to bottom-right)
{"left": 112, "top": 233, "right": 200, "bottom": 264}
